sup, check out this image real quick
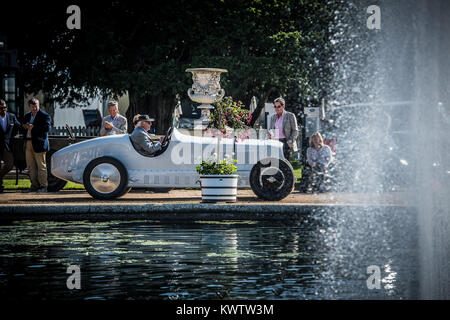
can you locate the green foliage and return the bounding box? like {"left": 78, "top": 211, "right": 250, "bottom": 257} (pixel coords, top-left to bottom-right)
{"left": 289, "top": 159, "right": 303, "bottom": 170}
{"left": 209, "top": 96, "right": 251, "bottom": 133}
{"left": 293, "top": 168, "right": 302, "bottom": 179}
{"left": 196, "top": 158, "right": 238, "bottom": 176}
{"left": 4, "top": 0, "right": 341, "bottom": 122}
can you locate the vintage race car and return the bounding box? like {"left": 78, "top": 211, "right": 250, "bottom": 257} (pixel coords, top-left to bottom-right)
{"left": 51, "top": 127, "right": 295, "bottom": 200}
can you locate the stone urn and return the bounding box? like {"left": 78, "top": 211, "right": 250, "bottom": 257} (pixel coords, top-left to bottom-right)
{"left": 185, "top": 68, "right": 228, "bottom": 125}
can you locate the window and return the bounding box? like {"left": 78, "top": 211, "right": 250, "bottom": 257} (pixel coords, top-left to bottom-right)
{"left": 2, "top": 72, "right": 16, "bottom": 114}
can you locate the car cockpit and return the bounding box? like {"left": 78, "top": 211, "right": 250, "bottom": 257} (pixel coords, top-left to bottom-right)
{"left": 129, "top": 126, "right": 173, "bottom": 157}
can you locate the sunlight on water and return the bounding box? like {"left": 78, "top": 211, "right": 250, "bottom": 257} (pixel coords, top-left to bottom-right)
{"left": 0, "top": 210, "right": 418, "bottom": 300}
{"left": 328, "top": 0, "right": 450, "bottom": 299}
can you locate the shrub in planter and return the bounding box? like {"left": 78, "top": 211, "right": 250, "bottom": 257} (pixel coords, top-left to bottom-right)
{"left": 196, "top": 157, "right": 239, "bottom": 203}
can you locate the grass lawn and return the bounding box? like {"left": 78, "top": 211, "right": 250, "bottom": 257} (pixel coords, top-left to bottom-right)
{"left": 290, "top": 160, "right": 303, "bottom": 190}
{"left": 2, "top": 179, "right": 85, "bottom": 190}
{"left": 290, "top": 160, "right": 302, "bottom": 179}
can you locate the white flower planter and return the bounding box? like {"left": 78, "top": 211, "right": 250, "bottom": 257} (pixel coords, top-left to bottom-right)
{"left": 198, "top": 174, "right": 239, "bottom": 203}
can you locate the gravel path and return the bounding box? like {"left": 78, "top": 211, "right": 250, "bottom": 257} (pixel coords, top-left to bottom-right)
{"left": 0, "top": 189, "right": 407, "bottom": 206}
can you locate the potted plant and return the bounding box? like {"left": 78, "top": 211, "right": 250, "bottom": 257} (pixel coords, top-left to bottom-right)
{"left": 196, "top": 157, "right": 239, "bottom": 203}
{"left": 196, "top": 96, "right": 251, "bottom": 203}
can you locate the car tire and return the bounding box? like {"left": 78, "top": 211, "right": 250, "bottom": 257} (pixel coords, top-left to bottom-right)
{"left": 46, "top": 150, "right": 68, "bottom": 192}
{"left": 250, "top": 158, "right": 295, "bottom": 201}
{"left": 83, "top": 156, "right": 129, "bottom": 200}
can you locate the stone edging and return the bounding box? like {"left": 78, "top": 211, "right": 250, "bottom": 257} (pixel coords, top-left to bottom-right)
{"left": 0, "top": 203, "right": 414, "bottom": 221}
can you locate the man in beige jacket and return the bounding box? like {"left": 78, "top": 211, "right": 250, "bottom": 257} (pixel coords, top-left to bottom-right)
{"left": 268, "top": 97, "right": 299, "bottom": 161}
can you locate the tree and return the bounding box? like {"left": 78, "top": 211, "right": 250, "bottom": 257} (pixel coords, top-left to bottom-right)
{"left": 2, "top": 0, "right": 340, "bottom": 133}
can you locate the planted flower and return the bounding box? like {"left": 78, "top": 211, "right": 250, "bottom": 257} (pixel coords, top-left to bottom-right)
{"left": 197, "top": 96, "right": 250, "bottom": 203}
{"left": 208, "top": 96, "right": 251, "bottom": 135}
{"left": 196, "top": 158, "right": 238, "bottom": 175}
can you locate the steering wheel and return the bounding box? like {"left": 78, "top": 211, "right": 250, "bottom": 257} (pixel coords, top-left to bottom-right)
{"left": 152, "top": 126, "right": 173, "bottom": 157}
{"left": 161, "top": 126, "right": 173, "bottom": 148}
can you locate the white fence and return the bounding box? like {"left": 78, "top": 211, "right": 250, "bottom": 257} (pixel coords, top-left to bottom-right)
{"left": 50, "top": 126, "right": 100, "bottom": 137}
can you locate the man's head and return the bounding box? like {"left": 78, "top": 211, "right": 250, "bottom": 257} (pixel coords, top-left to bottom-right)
{"left": 273, "top": 97, "right": 285, "bottom": 116}
{"left": 28, "top": 98, "right": 40, "bottom": 115}
{"left": 0, "top": 99, "right": 6, "bottom": 117}
{"left": 133, "top": 114, "right": 141, "bottom": 128}
{"left": 107, "top": 101, "right": 119, "bottom": 118}
{"left": 136, "top": 115, "right": 154, "bottom": 131}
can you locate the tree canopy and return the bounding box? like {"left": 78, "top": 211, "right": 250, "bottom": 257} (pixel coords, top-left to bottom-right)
{"left": 2, "top": 0, "right": 341, "bottom": 133}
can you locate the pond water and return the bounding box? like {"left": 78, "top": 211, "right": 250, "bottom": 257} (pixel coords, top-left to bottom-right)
{"left": 0, "top": 208, "right": 418, "bottom": 300}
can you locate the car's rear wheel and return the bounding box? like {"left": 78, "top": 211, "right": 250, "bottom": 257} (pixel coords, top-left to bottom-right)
{"left": 83, "top": 157, "right": 130, "bottom": 200}
{"left": 250, "top": 158, "right": 295, "bottom": 201}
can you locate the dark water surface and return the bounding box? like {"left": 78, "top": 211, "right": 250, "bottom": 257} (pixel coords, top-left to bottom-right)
{"left": 0, "top": 208, "right": 419, "bottom": 300}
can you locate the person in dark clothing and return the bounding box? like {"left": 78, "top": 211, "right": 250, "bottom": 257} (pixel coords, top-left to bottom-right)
{"left": 0, "top": 99, "right": 22, "bottom": 193}
{"left": 22, "top": 98, "right": 51, "bottom": 193}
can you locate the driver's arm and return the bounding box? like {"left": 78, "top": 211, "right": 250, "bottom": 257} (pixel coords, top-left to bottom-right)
{"left": 140, "top": 135, "right": 162, "bottom": 154}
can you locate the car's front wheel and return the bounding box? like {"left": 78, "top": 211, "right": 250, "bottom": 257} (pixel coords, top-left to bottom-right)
{"left": 83, "top": 157, "right": 130, "bottom": 200}
{"left": 250, "top": 158, "right": 295, "bottom": 201}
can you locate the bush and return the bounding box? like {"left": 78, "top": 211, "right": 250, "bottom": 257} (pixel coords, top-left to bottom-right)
{"left": 209, "top": 96, "right": 251, "bottom": 133}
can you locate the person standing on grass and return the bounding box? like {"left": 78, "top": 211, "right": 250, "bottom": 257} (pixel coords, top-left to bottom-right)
{"left": 100, "top": 100, "right": 128, "bottom": 136}
{"left": 0, "top": 99, "right": 22, "bottom": 193}
{"left": 21, "top": 98, "right": 51, "bottom": 193}
{"left": 268, "top": 97, "right": 299, "bottom": 161}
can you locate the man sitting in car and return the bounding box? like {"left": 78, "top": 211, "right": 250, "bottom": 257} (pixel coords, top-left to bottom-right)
{"left": 130, "top": 115, "right": 164, "bottom": 156}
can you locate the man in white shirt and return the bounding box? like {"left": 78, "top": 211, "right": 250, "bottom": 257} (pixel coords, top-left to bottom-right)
{"left": 21, "top": 98, "right": 51, "bottom": 193}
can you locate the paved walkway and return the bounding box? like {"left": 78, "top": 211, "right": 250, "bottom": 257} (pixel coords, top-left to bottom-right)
{"left": 0, "top": 189, "right": 411, "bottom": 221}
{"left": 0, "top": 188, "right": 408, "bottom": 205}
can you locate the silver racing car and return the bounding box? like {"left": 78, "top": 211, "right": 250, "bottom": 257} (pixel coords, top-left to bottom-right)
{"left": 51, "top": 127, "right": 295, "bottom": 200}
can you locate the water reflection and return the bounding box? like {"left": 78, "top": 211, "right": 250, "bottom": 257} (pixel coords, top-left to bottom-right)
{"left": 0, "top": 209, "right": 418, "bottom": 300}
